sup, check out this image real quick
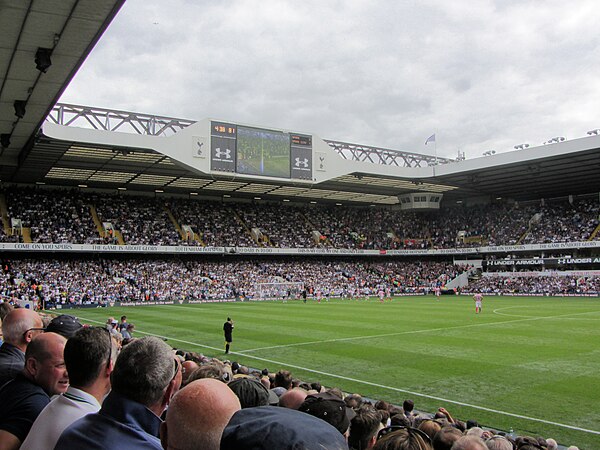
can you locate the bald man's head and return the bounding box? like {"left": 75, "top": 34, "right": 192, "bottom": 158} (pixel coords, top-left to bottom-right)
{"left": 161, "top": 378, "right": 241, "bottom": 450}
{"left": 279, "top": 387, "right": 308, "bottom": 409}
{"left": 2, "top": 308, "right": 43, "bottom": 350}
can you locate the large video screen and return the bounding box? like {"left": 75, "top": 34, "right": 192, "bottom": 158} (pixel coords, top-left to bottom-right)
{"left": 236, "top": 126, "right": 290, "bottom": 178}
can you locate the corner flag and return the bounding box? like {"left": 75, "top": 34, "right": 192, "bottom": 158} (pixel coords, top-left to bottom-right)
{"left": 425, "top": 134, "right": 436, "bottom": 145}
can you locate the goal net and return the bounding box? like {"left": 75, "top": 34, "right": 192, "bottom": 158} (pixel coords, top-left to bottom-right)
{"left": 255, "top": 282, "right": 304, "bottom": 300}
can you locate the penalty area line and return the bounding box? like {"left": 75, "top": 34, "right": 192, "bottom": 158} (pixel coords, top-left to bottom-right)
{"left": 69, "top": 314, "right": 600, "bottom": 436}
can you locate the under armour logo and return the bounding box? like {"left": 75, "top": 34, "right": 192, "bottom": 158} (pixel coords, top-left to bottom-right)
{"left": 294, "top": 157, "right": 309, "bottom": 168}
{"left": 215, "top": 148, "right": 232, "bottom": 159}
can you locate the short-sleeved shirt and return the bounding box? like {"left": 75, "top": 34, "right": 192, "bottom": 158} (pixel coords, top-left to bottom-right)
{"left": 0, "top": 342, "right": 25, "bottom": 387}
{"left": 0, "top": 373, "right": 50, "bottom": 443}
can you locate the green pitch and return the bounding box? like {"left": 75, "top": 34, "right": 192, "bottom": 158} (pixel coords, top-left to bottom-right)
{"left": 57, "top": 295, "right": 600, "bottom": 448}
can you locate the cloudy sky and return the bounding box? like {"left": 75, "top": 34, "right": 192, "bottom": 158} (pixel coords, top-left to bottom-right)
{"left": 60, "top": 0, "right": 600, "bottom": 159}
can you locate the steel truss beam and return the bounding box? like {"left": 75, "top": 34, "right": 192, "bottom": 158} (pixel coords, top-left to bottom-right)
{"left": 47, "top": 104, "right": 454, "bottom": 167}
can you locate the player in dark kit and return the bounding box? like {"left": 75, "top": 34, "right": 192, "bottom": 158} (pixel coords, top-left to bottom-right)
{"left": 223, "top": 317, "right": 234, "bottom": 354}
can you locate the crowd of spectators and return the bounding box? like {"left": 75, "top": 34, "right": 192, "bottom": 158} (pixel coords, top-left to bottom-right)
{"left": 0, "top": 307, "right": 581, "bottom": 449}
{"left": 0, "top": 258, "right": 467, "bottom": 307}
{"left": 1, "top": 187, "right": 598, "bottom": 248}
{"left": 467, "top": 275, "right": 600, "bottom": 295}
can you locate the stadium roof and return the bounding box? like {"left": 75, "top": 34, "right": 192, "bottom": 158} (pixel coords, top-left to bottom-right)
{"left": 0, "top": 0, "right": 125, "bottom": 178}
{"left": 1, "top": 0, "right": 599, "bottom": 206}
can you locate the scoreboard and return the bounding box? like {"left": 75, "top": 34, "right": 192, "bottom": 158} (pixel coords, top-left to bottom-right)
{"left": 210, "top": 121, "right": 312, "bottom": 180}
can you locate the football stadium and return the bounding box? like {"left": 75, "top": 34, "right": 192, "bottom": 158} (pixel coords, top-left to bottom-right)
{"left": 1, "top": 1, "right": 599, "bottom": 450}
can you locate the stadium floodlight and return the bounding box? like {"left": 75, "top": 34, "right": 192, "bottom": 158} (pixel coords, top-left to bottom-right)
{"left": 513, "top": 143, "right": 529, "bottom": 150}
{"left": 0, "top": 133, "right": 10, "bottom": 149}
{"left": 482, "top": 150, "right": 496, "bottom": 156}
{"left": 14, "top": 100, "right": 26, "bottom": 118}
{"left": 545, "top": 137, "right": 566, "bottom": 144}
{"left": 586, "top": 129, "right": 600, "bottom": 136}
{"left": 35, "top": 47, "right": 52, "bottom": 72}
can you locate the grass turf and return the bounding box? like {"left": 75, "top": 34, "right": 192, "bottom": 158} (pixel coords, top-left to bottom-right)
{"left": 57, "top": 295, "right": 600, "bottom": 448}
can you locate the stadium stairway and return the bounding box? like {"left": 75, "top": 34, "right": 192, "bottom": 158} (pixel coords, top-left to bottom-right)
{"left": 89, "top": 205, "right": 107, "bottom": 239}
{"left": 589, "top": 222, "right": 600, "bottom": 240}
{"left": 164, "top": 205, "right": 186, "bottom": 241}
{"left": 21, "top": 227, "right": 32, "bottom": 243}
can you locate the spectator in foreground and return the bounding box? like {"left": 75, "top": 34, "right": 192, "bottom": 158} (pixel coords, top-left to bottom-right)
{"left": 0, "top": 332, "right": 68, "bottom": 450}
{"left": 55, "top": 336, "right": 182, "bottom": 450}
{"left": 279, "top": 387, "right": 308, "bottom": 409}
{"left": 21, "top": 327, "right": 116, "bottom": 449}
{"left": 484, "top": 435, "right": 513, "bottom": 450}
{"left": 0, "top": 308, "right": 44, "bottom": 386}
{"left": 160, "top": 378, "right": 241, "bottom": 450}
{"left": 432, "top": 426, "right": 463, "bottom": 450}
{"left": 373, "top": 427, "right": 433, "bottom": 450}
{"left": 220, "top": 406, "right": 348, "bottom": 450}
{"left": 348, "top": 405, "right": 384, "bottom": 450}
{"left": 451, "top": 435, "right": 488, "bottom": 450}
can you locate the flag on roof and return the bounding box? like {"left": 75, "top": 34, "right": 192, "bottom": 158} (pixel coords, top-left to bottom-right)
{"left": 425, "top": 134, "right": 436, "bottom": 145}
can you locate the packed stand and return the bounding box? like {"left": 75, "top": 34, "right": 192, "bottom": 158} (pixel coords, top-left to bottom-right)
{"left": 0, "top": 258, "right": 467, "bottom": 307}
{"left": 467, "top": 275, "right": 600, "bottom": 296}
{"left": 2, "top": 187, "right": 599, "bottom": 248}
{"left": 1, "top": 187, "right": 97, "bottom": 244}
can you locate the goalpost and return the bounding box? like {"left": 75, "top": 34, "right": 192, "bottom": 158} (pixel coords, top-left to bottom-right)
{"left": 255, "top": 282, "right": 304, "bottom": 300}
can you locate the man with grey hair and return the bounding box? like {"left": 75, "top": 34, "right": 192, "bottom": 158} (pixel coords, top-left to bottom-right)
{"left": 484, "top": 435, "right": 513, "bottom": 450}
{"left": 451, "top": 435, "right": 488, "bottom": 450}
{"left": 55, "top": 336, "right": 182, "bottom": 450}
{"left": 160, "top": 378, "right": 241, "bottom": 450}
{"left": 0, "top": 308, "right": 44, "bottom": 386}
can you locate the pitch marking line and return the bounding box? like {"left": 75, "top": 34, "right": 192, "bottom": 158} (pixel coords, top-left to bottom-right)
{"left": 69, "top": 314, "right": 600, "bottom": 436}
{"left": 241, "top": 309, "right": 600, "bottom": 353}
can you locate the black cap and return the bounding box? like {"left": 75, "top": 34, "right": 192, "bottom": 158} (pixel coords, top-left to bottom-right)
{"left": 298, "top": 391, "right": 356, "bottom": 434}
{"left": 227, "top": 377, "right": 278, "bottom": 408}
{"left": 45, "top": 314, "right": 83, "bottom": 338}
{"left": 220, "top": 406, "right": 348, "bottom": 450}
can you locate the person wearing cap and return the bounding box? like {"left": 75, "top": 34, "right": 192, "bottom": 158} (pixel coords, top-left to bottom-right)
{"left": 0, "top": 332, "right": 68, "bottom": 450}
{"left": 227, "top": 377, "right": 279, "bottom": 408}
{"left": 21, "top": 326, "right": 116, "bottom": 450}
{"left": 55, "top": 336, "right": 182, "bottom": 450}
{"left": 0, "top": 308, "right": 44, "bottom": 386}
{"left": 223, "top": 317, "right": 234, "bottom": 354}
{"left": 44, "top": 314, "right": 83, "bottom": 339}
{"left": 298, "top": 391, "right": 356, "bottom": 439}
{"left": 220, "top": 406, "right": 349, "bottom": 450}
{"left": 160, "top": 378, "right": 241, "bottom": 450}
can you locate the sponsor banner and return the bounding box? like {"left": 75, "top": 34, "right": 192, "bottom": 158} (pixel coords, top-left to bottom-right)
{"left": 483, "top": 270, "right": 600, "bottom": 277}
{"left": 1, "top": 240, "right": 599, "bottom": 256}
{"left": 484, "top": 257, "right": 600, "bottom": 267}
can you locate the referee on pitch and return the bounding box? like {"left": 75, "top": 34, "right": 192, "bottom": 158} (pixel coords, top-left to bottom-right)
{"left": 223, "top": 317, "right": 234, "bottom": 354}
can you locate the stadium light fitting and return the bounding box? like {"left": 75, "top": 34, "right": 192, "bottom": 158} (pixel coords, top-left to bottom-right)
{"left": 190, "top": 192, "right": 198, "bottom": 196}
{"left": 35, "top": 181, "right": 45, "bottom": 185}
{"left": 117, "top": 187, "right": 127, "bottom": 191}
{"left": 253, "top": 196, "right": 261, "bottom": 200}
{"left": 223, "top": 194, "right": 231, "bottom": 198}
{"left": 78, "top": 184, "right": 87, "bottom": 188}
{"left": 482, "top": 150, "right": 496, "bottom": 156}
{"left": 310, "top": 201, "right": 317, "bottom": 204}
{"left": 14, "top": 100, "right": 26, "bottom": 118}
{"left": 513, "top": 143, "right": 529, "bottom": 150}
{"left": 35, "top": 47, "right": 52, "bottom": 72}
{"left": 0, "top": 133, "right": 10, "bottom": 148}
{"left": 586, "top": 129, "right": 600, "bottom": 136}
{"left": 155, "top": 189, "right": 164, "bottom": 193}
{"left": 282, "top": 199, "right": 290, "bottom": 202}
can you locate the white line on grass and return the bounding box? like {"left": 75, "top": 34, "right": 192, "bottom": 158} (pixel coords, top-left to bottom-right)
{"left": 241, "top": 309, "right": 600, "bottom": 353}
{"left": 69, "top": 313, "right": 600, "bottom": 436}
